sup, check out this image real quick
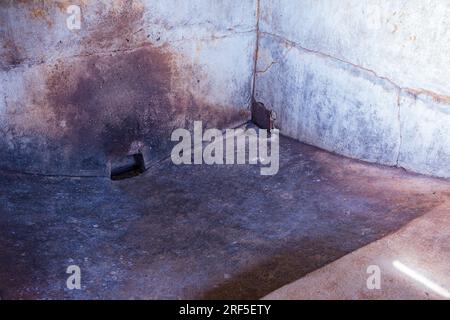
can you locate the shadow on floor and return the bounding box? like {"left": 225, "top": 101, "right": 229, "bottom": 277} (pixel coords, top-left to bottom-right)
{"left": 0, "top": 136, "right": 449, "bottom": 299}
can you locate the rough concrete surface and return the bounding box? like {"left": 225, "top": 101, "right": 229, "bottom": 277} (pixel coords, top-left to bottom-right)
{"left": 255, "top": 34, "right": 401, "bottom": 166}
{"left": 264, "top": 201, "right": 450, "bottom": 300}
{"left": 398, "top": 92, "right": 450, "bottom": 178}
{"left": 0, "top": 0, "right": 256, "bottom": 176}
{"left": 0, "top": 0, "right": 449, "bottom": 301}
{"left": 1, "top": 0, "right": 449, "bottom": 180}
{"left": 0, "top": 135, "right": 449, "bottom": 299}
{"left": 256, "top": 0, "right": 450, "bottom": 179}
{"left": 259, "top": 0, "right": 450, "bottom": 97}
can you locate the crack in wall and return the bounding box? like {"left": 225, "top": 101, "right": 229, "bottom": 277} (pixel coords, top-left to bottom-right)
{"left": 256, "top": 31, "right": 450, "bottom": 105}
{"left": 256, "top": 60, "right": 278, "bottom": 74}
{"left": 253, "top": 30, "right": 450, "bottom": 171}
{"left": 2, "top": 3, "right": 448, "bottom": 178}
{"left": 251, "top": 0, "right": 260, "bottom": 101}
{"left": 2, "top": 29, "right": 256, "bottom": 72}
{"left": 256, "top": 46, "right": 293, "bottom": 74}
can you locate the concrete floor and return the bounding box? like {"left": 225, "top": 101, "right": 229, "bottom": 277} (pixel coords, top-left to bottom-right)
{"left": 264, "top": 201, "right": 450, "bottom": 300}
{"left": 0, "top": 135, "right": 449, "bottom": 299}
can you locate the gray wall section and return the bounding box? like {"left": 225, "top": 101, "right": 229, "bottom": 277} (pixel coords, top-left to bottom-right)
{"left": 259, "top": 0, "right": 450, "bottom": 97}
{"left": 399, "top": 93, "right": 450, "bottom": 178}
{"left": 256, "top": 0, "right": 450, "bottom": 178}
{"left": 0, "top": 0, "right": 257, "bottom": 176}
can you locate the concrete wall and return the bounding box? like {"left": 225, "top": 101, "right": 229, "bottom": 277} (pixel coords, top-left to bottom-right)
{"left": 0, "top": 0, "right": 257, "bottom": 176}
{"left": 1, "top": 0, "right": 449, "bottom": 179}
{"left": 255, "top": 0, "right": 450, "bottom": 178}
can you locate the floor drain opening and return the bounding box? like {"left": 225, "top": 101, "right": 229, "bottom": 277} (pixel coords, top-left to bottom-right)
{"left": 110, "top": 153, "right": 146, "bottom": 181}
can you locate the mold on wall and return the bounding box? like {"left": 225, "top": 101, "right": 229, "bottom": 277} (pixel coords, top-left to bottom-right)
{"left": 0, "top": 0, "right": 257, "bottom": 176}
{"left": 255, "top": 0, "right": 450, "bottom": 178}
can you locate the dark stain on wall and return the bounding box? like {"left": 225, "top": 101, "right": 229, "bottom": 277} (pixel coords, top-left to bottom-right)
{"left": 0, "top": 9, "right": 24, "bottom": 71}
{"left": 1, "top": 38, "right": 24, "bottom": 70}
{"left": 44, "top": 45, "right": 177, "bottom": 173}
{"left": 82, "top": 0, "right": 147, "bottom": 53}
{"left": 0, "top": 0, "right": 249, "bottom": 176}
{"left": 0, "top": 1, "right": 178, "bottom": 176}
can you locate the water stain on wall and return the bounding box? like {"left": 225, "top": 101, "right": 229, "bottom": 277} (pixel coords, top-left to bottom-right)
{"left": 81, "top": 0, "right": 147, "bottom": 53}
{"left": 0, "top": 0, "right": 249, "bottom": 176}
{"left": 45, "top": 45, "right": 176, "bottom": 163}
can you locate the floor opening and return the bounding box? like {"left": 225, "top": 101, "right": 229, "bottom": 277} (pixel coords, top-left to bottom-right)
{"left": 110, "top": 153, "right": 146, "bottom": 181}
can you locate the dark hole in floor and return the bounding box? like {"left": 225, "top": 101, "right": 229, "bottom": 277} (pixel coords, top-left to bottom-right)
{"left": 111, "top": 153, "right": 146, "bottom": 180}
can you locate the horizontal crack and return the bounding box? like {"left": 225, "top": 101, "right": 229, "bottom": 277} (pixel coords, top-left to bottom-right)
{"left": 2, "top": 29, "right": 256, "bottom": 71}
{"left": 259, "top": 31, "right": 450, "bottom": 105}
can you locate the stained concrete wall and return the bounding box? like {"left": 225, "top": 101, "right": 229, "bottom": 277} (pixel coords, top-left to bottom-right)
{"left": 1, "top": 1, "right": 449, "bottom": 179}
{"left": 255, "top": 0, "right": 450, "bottom": 178}
{"left": 0, "top": 0, "right": 257, "bottom": 176}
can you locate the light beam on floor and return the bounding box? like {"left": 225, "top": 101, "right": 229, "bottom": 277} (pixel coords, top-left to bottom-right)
{"left": 393, "top": 260, "right": 450, "bottom": 299}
